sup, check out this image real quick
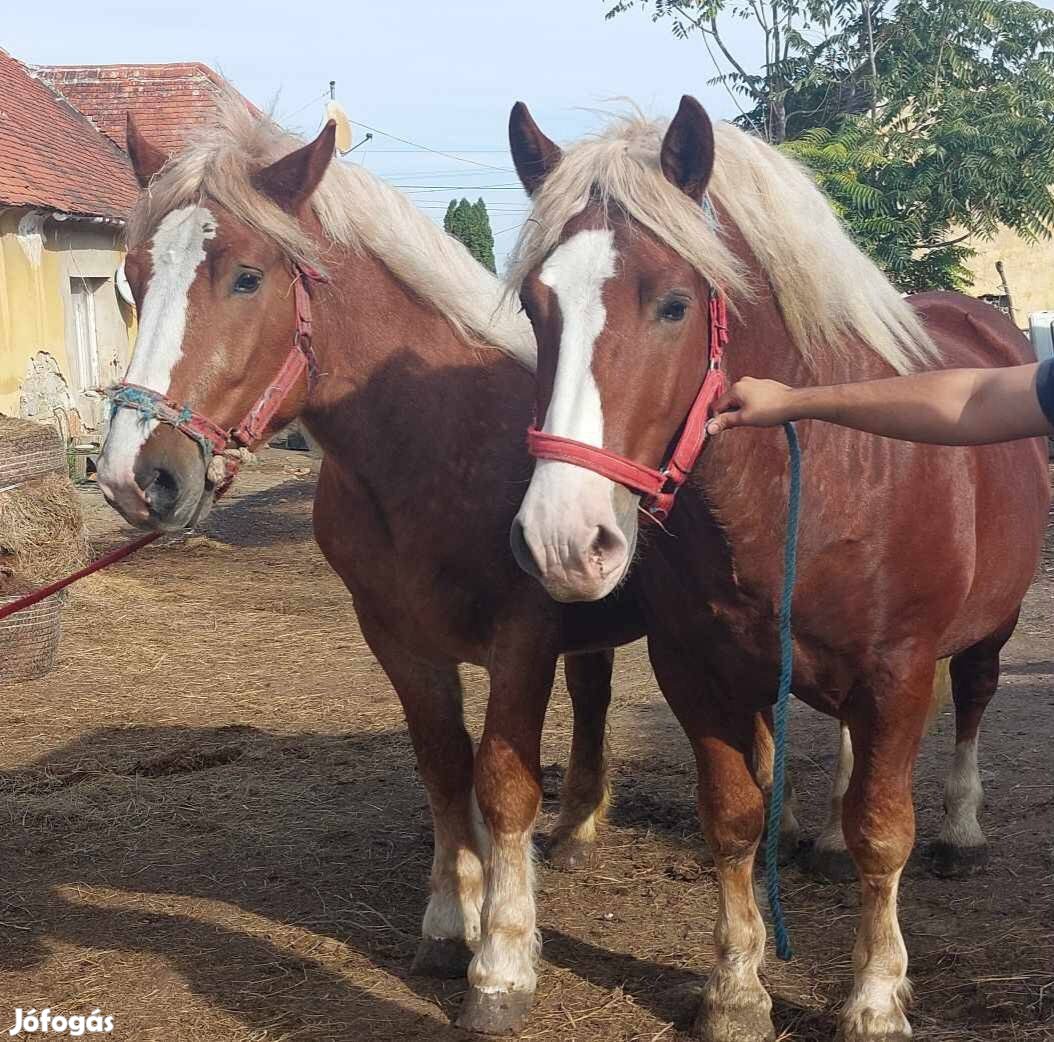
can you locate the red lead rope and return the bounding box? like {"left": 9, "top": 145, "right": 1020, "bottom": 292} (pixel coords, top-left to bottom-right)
{"left": 527, "top": 290, "right": 729, "bottom": 522}
{"left": 0, "top": 532, "right": 161, "bottom": 621}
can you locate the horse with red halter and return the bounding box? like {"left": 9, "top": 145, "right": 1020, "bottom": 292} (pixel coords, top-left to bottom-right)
{"left": 506, "top": 96, "right": 1048, "bottom": 1041}
{"left": 95, "top": 102, "right": 646, "bottom": 1032}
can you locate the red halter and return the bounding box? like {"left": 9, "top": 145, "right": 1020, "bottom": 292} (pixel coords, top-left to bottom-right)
{"left": 527, "top": 289, "right": 729, "bottom": 523}
{"left": 102, "top": 265, "right": 325, "bottom": 494}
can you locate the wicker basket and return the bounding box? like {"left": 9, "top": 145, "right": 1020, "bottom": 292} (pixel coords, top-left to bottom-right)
{"left": 0, "top": 417, "right": 77, "bottom": 682}
{"left": 0, "top": 417, "right": 67, "bottom": 487}
{"left": 0, "top": 590, "right": 65, "bottom": 681}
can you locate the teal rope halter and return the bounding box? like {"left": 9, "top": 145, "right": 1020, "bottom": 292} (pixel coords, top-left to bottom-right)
{"left": 103, "top": 384, "right": 220, "bottom": 462}
{"left": 764, "top": 421, "right": 801, "bottom": 961}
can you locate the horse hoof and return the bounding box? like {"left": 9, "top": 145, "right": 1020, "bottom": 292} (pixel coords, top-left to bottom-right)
{"left": 410, "top": 937, "right": 473, "bottom": 978}
{"left": 547, "top": 835, "right": 598, "bottom": 872}
{"left": 808, "top": 846, "right": 856, "bottom": 882}
{"left": 693, "top": 998, "right": 775, "bottom": 1042}
{"left": 926, "top": 840, "right": 988, "bottom": 879}
{"left": 836, "top": 1010, "right": 911, "bottom": 1042}
{"left": 456, "top": 987, "right": 534, "bottom": 1036}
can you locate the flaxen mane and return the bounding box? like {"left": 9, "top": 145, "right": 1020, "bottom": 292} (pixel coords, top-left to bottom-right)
{"left": 127, "top": 97, "right": 536, "bottom": 369}
{"left": 508, "top": 114, "right": 937, "bottom": 374}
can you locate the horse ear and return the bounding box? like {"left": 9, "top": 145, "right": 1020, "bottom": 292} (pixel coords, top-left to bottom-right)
{"left": 660, "top": 95, "right": 715, "bottom": 203}
{"left": 126, "top": 112, "right": 169, "bottom": 189}
{"left": 252, "top": 121, "right": 337, "bottom": 216}
{"left": 509, "top": 102, "right": 563, "bottom": 196}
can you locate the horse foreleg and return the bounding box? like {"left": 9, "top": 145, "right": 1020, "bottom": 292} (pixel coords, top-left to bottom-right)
{"left": 549, "top": 648, "right": 613, "bottom": 871}
{"left": 838, "top": 657, "right": 932, "bottom": 1042}
{"left": 358, "top": 617, "right": 483, "bottom": 979}
{"left": 652, "top": 644, "right": 774, "bottom": 1042}
{"left": 755, "top": 708, "right": 801, "bottom": 865}
{"left": 930, "top": 613, "right": 1016, "bottom": 878}
{"left": 458, "top": 624, "right": 556, "bottom": 1036}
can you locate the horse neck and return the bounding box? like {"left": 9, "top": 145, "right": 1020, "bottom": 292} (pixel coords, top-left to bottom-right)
{"left": 694, "top": 231, "right": 845, "bottom": 547}
{"left": 299, "top": 244, "right": 530, "bottom": 489}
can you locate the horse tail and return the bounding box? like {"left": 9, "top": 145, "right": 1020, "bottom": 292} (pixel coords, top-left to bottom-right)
{"left": 926, "top": 657, "right": 953, "bottom": 732}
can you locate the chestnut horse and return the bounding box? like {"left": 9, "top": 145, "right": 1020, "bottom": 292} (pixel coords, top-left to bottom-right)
{"left": 95, "top": 103, "right": 646, "bottom": 1032}
{"left": 506, "top": 97, "right": 1048, "bottom": 1041}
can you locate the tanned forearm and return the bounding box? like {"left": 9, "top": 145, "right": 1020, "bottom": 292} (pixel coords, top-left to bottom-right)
{"left": 708, "top": 364, "right": 1054, "bottom": 445}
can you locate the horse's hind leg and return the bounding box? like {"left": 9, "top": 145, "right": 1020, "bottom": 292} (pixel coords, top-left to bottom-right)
{"left": 808, "top": 722, "right": 857, "bottom": 881}
{"left": 755, "top": 708, "right": 801, "bottom": 865}
{"left": 548, "top": 649, "right": 613, "bottom": 871}
{"left": 929, "top": 610, "right": 1018, "bottom": 878}
{"left": 358, "top": 617, "right": 484, "bottom": 979}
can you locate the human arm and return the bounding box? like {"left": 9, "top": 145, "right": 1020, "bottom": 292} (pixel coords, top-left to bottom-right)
{"left": 706, "top": 360, "right": 1054, "bottom": 446}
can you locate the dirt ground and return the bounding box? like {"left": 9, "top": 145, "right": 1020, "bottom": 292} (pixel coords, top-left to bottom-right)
{"left": 0, "top": 448, "right": 1050, "bottom": 1042}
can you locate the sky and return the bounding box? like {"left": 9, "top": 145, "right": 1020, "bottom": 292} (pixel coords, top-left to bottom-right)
{"left": 5, "top": 1, "right": 1052, "bottom": 266}
{"left": 3, "top": 1, "right": 769, "bottom": 265}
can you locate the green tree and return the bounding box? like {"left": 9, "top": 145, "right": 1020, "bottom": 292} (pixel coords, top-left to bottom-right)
{"left": 472, "top": 198, "right": 497, "bottom": 273}
{"left": 443, "top": 199, "right": 459, "bottom": 235}
{"left": 444, "top": 196, "right": 497, "bottom": 272}
{"left": 606, "top": 0, "right": 867, "bottom": 144}
{"left": 606, "top": 0, "right": 1054, "bottom": 291}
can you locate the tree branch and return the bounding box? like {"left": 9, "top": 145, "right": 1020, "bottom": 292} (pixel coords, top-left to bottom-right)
{"left": 918, "top": 232, "right": 973, "bottom": 251}
{"left": 706, "top": 15, "right": 758, "bottom": 95}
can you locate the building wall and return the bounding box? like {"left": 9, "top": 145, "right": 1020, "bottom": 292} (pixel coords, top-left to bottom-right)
{"left": 0, "top": 206, "right": 134, "bottom": 435}
{"left": 966, "top": 226, "right": 1054, "bottom": 328}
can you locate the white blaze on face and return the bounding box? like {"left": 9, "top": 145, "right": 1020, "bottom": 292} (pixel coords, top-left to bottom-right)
{"left": 538, "top": 228, "right": 616, "bottom": 444}
{"left": 527, "top": 228, "right": 620, "bottom": 518}
{"left": 98, "top": 206, "right": 217, "bottom": 493}
{"left": 513, "top": 227, "right": 636, "bottom": 602}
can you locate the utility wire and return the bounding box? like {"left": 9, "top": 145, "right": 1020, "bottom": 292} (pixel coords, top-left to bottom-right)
{"left": 392, "top": 185, "right": 524, "bottom": 191}
{"left": 276, "top": 89, "right": 330, "bottom": 126}
{"left": 348, "top": 119, "right": 514, "bottom": 172}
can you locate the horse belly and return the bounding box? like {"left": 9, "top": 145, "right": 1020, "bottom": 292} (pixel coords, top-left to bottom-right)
{"left": 938, "top": 439, "right": 1048, "bottom": 655}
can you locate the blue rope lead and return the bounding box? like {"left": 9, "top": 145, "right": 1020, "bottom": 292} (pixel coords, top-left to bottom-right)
{"left": 765, "top": 421, "right": 801, "bottom": 962}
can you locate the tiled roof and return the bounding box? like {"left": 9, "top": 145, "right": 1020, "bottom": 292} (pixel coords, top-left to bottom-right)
{"left": 37, "top": 62, "right": 244, "bottom": 157}
{"left": 0, "top": 49, "right": 138, "bottom": 218}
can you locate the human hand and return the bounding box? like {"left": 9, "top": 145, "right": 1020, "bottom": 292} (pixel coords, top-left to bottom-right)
{"left": 707, "top": 377, "right": 797, "bottom": 434}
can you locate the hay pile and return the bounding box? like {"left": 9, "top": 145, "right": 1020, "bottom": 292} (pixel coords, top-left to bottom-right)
{"left": 0, "top": 418, "right": 90, "bottom": 595}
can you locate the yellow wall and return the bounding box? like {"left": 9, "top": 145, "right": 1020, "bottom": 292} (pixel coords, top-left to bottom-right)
{"left": 0, "top": 206, "right": 134, "bottom": 436}
{"left": 966, "top": 227, "right": 1054, "bottom": 329}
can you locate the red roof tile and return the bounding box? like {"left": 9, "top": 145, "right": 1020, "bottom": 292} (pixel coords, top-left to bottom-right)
{"left": 0, "top": 49, "right": 138, "bottom": 218}
{"left": 37, "top": 62, "right": 253, "bottom": 157}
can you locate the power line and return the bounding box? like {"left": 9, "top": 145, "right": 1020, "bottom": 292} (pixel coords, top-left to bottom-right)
{"left": 276, "top": 89, "right": 330, "bottom": 126}
{"left": 374, "top": 169, "right": 504, "bottom": 179}
{"left": 353, "top": 148, "right": 510, "bottom": 154}
{"left": 393, "top": 185, "right": 524, "bottom": 191}
{"left": 348, "top": 118, "right": 514, "bottom": 172}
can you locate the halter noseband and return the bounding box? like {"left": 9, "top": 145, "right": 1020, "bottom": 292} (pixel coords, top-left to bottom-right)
{"left": 527, "top": 287, "right": 728, "bottom": 523}
{"left": 102, "top": 264, "right": 326, "bottom": 494}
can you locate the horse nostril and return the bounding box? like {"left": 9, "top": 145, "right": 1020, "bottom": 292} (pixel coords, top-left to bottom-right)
{"left": 143, "top": 466, "right": 182, "bottom": 517}
{"left": 589, "top": 525, "right": 627, "bottom": 572}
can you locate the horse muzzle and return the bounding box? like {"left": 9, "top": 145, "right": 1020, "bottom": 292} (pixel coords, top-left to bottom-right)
{"left": 98, "top": 423, "right": 210, "bottom": 532}
{"left": 510, "top": 460, "right": 638, "bottom": 602}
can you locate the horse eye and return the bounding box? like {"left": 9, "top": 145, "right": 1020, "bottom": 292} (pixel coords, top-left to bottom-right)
{"left": 660, "top": 299, "right": 687, "bottom": 322}
{"left": 234, "top": 271, "right": 262, "bottom": 294}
